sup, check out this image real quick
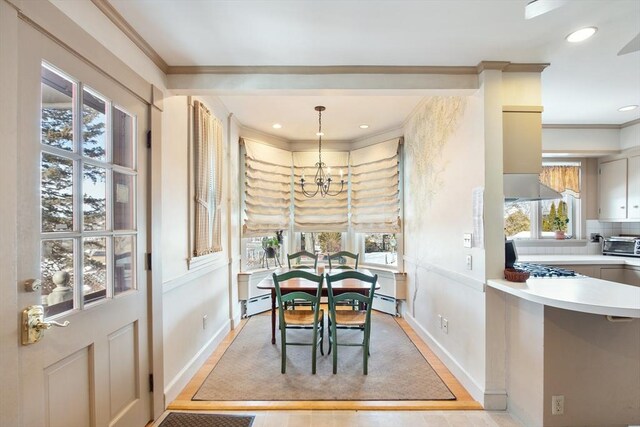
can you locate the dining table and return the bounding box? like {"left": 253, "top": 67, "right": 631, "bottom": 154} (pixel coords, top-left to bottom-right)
{"left": 257, "top": 267, "right": 379, "bottom": 344}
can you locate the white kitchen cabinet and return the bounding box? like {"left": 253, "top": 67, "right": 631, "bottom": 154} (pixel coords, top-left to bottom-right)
{"left": 599, "top": 158, "right": 628, "bottom": 220}
{"left": 628, "top": 155, "right": 640, "bottom": 220}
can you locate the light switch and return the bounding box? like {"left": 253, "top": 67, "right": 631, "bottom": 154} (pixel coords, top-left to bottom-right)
{"left": 463, "top": 233, "right": 472, "bottom": 248}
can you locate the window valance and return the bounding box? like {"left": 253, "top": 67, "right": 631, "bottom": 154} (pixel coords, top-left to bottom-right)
{"left": 540, "top": 165, "right": 580, "bottom": 198}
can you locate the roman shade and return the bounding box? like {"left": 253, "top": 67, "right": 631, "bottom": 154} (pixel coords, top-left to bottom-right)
{"left": 350, "top": 139, "right": 401, "bottom": 232}
{"left": 242, "top": 138, "right": 292, "bottom": 236}
{"left": 293, "top": 151, "right": 349, "bottom": 232}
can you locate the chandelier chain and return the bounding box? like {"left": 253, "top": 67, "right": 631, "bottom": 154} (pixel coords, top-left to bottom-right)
{"left": 318, "top": 107, "right": 322, "bottom": 165}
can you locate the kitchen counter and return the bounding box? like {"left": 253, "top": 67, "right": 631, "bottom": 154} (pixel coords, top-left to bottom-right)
{"left": 487, "top": 277, "right": 640, "bottom": 317}
{"left": 517, "top": 254, "right": 640, "bottom": 267}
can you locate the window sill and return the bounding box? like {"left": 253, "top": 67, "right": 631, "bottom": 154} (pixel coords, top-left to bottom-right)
{"left": 188, "top": 252, "right": 226, "bottom": 271}
{"left": 512, "top": 239, "right": 589, "bottom": 247}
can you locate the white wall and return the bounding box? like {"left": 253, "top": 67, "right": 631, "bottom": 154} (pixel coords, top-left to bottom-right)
{"left": 402, "top": 95, "right": 488, "bottom": 404}
{"left": 542, "top": 128, "right": 620, "bottom": 153}
{"left": 160, "top": 95, "right": 235, "bottom": 403}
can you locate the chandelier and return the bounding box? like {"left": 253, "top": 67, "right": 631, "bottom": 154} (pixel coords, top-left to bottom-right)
{"left": 300, "top": 106, "right": 345, "bottom": 198}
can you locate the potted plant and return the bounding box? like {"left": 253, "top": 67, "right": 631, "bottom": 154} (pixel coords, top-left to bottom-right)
{"left": 262, "top": 236, "right": 280, "bottom": 258}
{"left": 552, "top": 202, "right": 569, "bottom": 240}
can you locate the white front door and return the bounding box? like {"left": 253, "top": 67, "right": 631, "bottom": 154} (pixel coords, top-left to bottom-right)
{"left": 16, "top": 22, "right": 151, "bottom": 427}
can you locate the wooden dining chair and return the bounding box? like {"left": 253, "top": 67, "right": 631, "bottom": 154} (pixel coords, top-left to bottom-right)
{"left": 326, "top": 270, "right": 378, "bottom": 375}
{"left": 287, "top": 250, "right": 319, "bottom": 270}
{"left": 328, "top": 251, "right": 359, "bottom": 269}
{"left": 272, "top": 270, "right": 324, "bottom": 374}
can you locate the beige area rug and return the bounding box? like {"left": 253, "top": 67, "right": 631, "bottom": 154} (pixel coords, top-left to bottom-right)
{"left": 193, "top": 313, "right": 455, "bottom": 401}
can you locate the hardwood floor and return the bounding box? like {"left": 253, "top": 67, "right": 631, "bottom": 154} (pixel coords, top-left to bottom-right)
{"left": 169, "top": 313, "right": 482, "bottom": 411}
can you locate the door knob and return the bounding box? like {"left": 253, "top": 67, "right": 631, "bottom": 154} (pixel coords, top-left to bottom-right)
{"left": 22, "top": 305, "right": 69, "bottom": 345}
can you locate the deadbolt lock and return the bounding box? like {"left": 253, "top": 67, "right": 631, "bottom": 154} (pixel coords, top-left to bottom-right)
{"left": 22, "top": 305, "right": 69, "bottom": 345}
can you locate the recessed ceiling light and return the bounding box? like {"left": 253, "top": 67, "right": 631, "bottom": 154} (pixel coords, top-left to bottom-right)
{"left": 618, "top": 105, "right": 638, "bottom": 112}
{"left": 359, "top": 124, "right": 369, "bottom": 129}
{"left": 566, "top": 27, "right": 597, "bottom": 43}
{"left": 272, "top": 123, "right": 282, "bottom": 129}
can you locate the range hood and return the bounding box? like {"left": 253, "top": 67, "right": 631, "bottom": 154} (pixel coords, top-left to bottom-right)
{"left": 504, "top": 174, "right": 562, "bottom": 202}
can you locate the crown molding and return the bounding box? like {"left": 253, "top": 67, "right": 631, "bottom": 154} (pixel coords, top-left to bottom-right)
{"left": 476, "top": 61, "right": 550, "bottom": 73}
{"left": 90, "top": 0, "right": 169, "bottom": 73}
{"left": 542, "top": 122, "right": 638, "bottom": 130}
{"left": 621, "top": 118, "right": 640, "bottom": 128}
{"left": 166, "top": 65, "right": 479, "bottom": 75}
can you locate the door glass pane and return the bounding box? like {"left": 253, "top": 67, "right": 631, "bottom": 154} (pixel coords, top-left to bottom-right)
{"left": 41, "top": 67, "right": 74, "bottom": 151}
{"left": 113, "top": 172, "right": 135, "bottom": 230}
{"left": 113, "top": 107, "right": 134, "bottom": 169}
{"left": 41, "top": 153, "right": 74, "bottom": 232}
{"left": 82, "top": 88, "right": 106, "bottom": 160}
{"left": 83, "top": 237, "right": 107, "bottom": 304}
{"left": 114, "top": 235, "right": 135, "bottom": 294}
{"left": 83, "top": 165, "right": 107, "bottom": 231}
{"left": 42, "top": 239, "right": 74, "bottom": 318}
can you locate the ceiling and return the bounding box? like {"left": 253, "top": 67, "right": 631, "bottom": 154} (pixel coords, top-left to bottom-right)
{"left": 105, "top": 0, "right": 640, "bottom": 140}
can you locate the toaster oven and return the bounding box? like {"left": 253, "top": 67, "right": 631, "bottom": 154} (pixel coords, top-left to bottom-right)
{"left": 602, "top": 236, "right": 640, "bottom": 257}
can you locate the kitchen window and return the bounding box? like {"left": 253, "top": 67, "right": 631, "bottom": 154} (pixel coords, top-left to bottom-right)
{"left": 504, "top": 162, "right": 582, "bottom": 240}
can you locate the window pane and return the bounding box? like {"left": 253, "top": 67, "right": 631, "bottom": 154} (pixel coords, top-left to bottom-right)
{"left": 244, "top": 237, "right": 266, "bottom": 270}
{"left": 83, "top": 237, "right": 107, "bottom": 304}
{"left": 113, "top": 172, "right": 135, "bottom": 230}
{"left": 83, "top": 164, "right": 107, "bottom": 231}
{"left": 82, "top": 88, "right": 106, "bottom": 160}
{"left": 41, "top": 153, "right": 74, "bottom": 232}
{"left": 114, "top": 235, "right": 135, "bottom": 294}
{"left": 541, "top": 196, "right": 575, "bottom": 238}
{"left": 41, "top": 67, "right": 74, "bottom": 151}
{"left": 42, "top": 239, "right": 74, "bottom": 318}
{"left": 113, "top": 107, "right": 134, "bottom": 169}
{"left": 363, "top": 233, "right": 398, "bottom": 266}
{"left": 504, "top": 202, "right": 532, "bottom": 239}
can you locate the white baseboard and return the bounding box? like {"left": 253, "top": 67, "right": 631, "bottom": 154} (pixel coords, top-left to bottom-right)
{"left": 404, "top": 312, "right": 506, "bottom": 409}
{"left": 231, "top": 310, "right": 242, "bottom": 329}
{"left": 164, "top": 319, "right": 231, "bottom": 404}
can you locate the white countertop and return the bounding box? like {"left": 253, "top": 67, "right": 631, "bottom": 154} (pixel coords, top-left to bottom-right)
{"left": 518, "top": 254, "right": 640, "bottom": 267}
{"left": 487, "top": 277, "right": 640, "bottom": 318}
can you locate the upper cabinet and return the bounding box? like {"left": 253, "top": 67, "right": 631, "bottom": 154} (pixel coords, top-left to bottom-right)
{"left": 598, "top": 154, "right": 640, "bottom": 221}
{"left": 503, "top": 106, "right": 543, "bottom": 174}
{"left": 628, "top": 155, "right": 640, "bottom": 220}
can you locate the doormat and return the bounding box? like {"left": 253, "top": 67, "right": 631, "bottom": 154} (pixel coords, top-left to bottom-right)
{"left": 158, "top": 412, "right": 254, "bottom": 427}
{"left": 193, "top": 313, "right": 455, "bottom": 401}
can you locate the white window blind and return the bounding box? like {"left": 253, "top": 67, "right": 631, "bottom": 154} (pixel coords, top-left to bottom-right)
{"left": 242, "top": 138, "right": 292, "bottom": 236}
{"left": 350, "top": 139, "right": 401, "bottom": 232}
{"left": 293, "top": 151, "right": 349, "bottom": 232}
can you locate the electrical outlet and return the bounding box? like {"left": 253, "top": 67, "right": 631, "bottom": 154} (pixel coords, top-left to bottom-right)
{"left": 552, "top": 395, "right": 564, "bottom": 415}
{"left": 438, "top": 314, "right": 443, "bottom": 329}
{"left": 442, "top": 318, "right": 449, "bottom": 334}
{"left": 466, "top": 255, "right": 472, "bottom": 270}
{"left": 202, "top": 314, "right": 208, "bottom": 330}
{"left": 463, "top": 233, "right": 472, "bottom": 248}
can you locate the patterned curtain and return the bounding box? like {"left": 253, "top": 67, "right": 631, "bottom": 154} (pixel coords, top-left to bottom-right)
{"left": 193, "top": 101, "right": 223, "bottom": 256}
{"left": 539, "top": 165, "right": 580, "bottom": 197}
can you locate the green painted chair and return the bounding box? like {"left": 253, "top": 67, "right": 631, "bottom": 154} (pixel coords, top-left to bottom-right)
{"left": 326, "top": 270, "right": 378, "bottom": 375}
{"left": 272, "top": 270, "right": 324, "bottom": 374}
{"left": 328, "top": 251, "right": 359, "bottom": 270}
{"left": 287, "top": 250, "right": 319, "bottom": 270}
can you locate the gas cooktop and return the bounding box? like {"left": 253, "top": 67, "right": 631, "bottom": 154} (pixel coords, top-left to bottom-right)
{"left": 513, "top": 262, "right": 582, "bottom": 278}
